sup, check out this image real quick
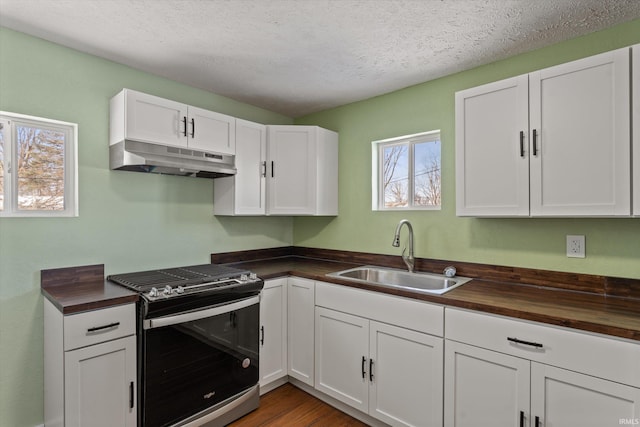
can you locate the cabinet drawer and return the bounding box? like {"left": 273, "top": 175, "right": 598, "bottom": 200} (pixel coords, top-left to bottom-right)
{"left": 64, "top": 304, "right": 136, "bottom": 351}
{"left": 445, "top": 308, "right": 640, "bottom": 387}
{"left": 316, "top": 282, "right": 443, "bottom": 336}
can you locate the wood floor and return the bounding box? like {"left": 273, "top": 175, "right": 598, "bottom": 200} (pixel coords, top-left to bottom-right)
{"left": 227, "top": 383, "right": 370, "bottom": 426}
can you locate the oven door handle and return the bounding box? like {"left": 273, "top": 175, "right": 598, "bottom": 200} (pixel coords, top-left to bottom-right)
{"left": 143, "top": 295, "right": 259, "bottom": 330}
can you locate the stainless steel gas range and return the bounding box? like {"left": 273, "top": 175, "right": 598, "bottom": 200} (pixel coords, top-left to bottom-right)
{"left": 108, "top": 264, "right": 264, "bottom": 427}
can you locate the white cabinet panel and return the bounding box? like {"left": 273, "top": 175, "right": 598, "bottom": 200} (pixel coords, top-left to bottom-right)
{"left": 267, "top": 126, "right": 317, "bottom": 215}
{"left": 116, "top": 89, "right": 188, "bottom": 148}
{"left": 214, "top": 119, "right": 266, "bottom": 215}
{"left": 529, "top": 48, "right": 630, "bottom": 216}
{"left": 315, "top": 306, "right": 370, "bottom": 413}
{"left": 370, "top": 321, "right": 443, "bottom": 427}
{"left": 64, "top": 335, "right": 137, "bottom": 427}
{"left": 266, "top": 125, "right": 338, "bottom": 216}
{"left": 259, "top": 278, "right": 287, "bottom": 388}
{"left": 287, "top": 277, "right": 315, "bottom": 386}
{"left": 531, "top": 363, "right": 640, "bottom": 427}
{"left": 455, "top": 75, "right": 530, "bottom": 216}
{"left": 444, "top": 340, "right": 530, "bottom": 427}
{"left": 188, "top": 106, "right": 235, "bottom": 155}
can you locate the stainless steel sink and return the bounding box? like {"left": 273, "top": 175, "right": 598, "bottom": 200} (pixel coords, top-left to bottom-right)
{"left": 326, "top": 266, "right": 472, "bottom": 295}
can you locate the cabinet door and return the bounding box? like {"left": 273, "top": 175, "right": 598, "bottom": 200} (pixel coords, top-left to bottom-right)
{"left": 315, "top": 306, "right": 369, "bottom": 413}
{"left": 214, "top": 119, "right": 266, "bottom": 215}
{"left": 267, "top": 126, "right": 317, "bottom": 215}
{"left": 259, "top": 278, "right": 287, "bottom": 388}
{"left": 455, "top": 75, "right": 530, "bottom": 216}
{"left": 633, "top": 44, "right": 640, "bottom": 217}
{"left": 64, "top": 335, "right": 137, "bottom": 427}
{"left": 444, "top": 340, "right": 530, "bottom": 427}
{"left": 124, "top": 89, "right": 188, "bottom": 148}
{"left": 369, "top": 321, "right": 443, "bottom": 427}
{"left": 531, "top": 363, "right": 640, "bottom": 427}
{"left": 188, "top": 106, "right": 236, "bottom": 154}
{"left": 287, "top": 277, "right": 315, "bottom": 386}
{"left": 529, "top": 48, "right": 631, "bottom": 216}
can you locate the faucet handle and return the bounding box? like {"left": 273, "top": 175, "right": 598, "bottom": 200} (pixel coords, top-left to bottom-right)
{"left": 444, "top": 266, "right": 457, "bottom": 278}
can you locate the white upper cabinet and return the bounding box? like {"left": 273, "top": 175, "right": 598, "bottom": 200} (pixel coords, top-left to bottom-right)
{"left": 266, "top": 125, "right": 338, "bottom": 216}
{"left": 214, "top": 119, "right": 267, "bottom": 215}
{"left": 214, "top": 124, "right": 338, "bottom": 216}
{"left": 110, "top": 89, "right": 235, "bottom": 155}
{"left": 633, "top": 44, "right": 640, "bottom": 217}
{"left": 529, "top": 48, "right": 630, "bottom": 216}
{"left": 187, "top": 105, "right": 236, "bottom": 154}
{"left": 456, "top": 47, "right": 631, "bottom": 217}
{"left": 455, "top": 75, "right": 530, "bottom": 216}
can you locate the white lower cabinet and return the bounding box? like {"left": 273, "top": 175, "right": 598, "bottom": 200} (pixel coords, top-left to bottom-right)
{"left": 315, "top": 283, "right": 444, "bottom": 427}
{"left": 259, "top": 278, "right": 288, "bottom": 390}
{"left": 445, "top": 308, "right": 640, "bottom": 427}
{"left": 445, "top": 340, "right": 530, "bottom": 427}
{"left": 532, "top": 363, "right": 640, "bottom": 427}
{"left": 287, "top": 277, "right": 315, "bottom": 386}
{"left": 44, "top": 299, "right": 137, "bottom": 427}
{"left": 64, "top": 336, "right": 137, "bottom": 427}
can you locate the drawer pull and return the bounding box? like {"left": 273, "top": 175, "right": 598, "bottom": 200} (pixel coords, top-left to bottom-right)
{"left": 507, "top": 337, "right": 543, "bottom": 348}
{"left": 87, "top": 322, "right": 120, "bottom": 333}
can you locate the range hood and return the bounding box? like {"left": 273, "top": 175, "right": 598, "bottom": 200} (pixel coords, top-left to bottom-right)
{"left": 110, "top": 140, "right": 236, "bottom": 178}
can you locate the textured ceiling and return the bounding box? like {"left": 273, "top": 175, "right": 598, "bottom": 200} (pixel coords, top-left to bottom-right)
{"left": 1, "top": 0, "right": 639, "bottom": 117}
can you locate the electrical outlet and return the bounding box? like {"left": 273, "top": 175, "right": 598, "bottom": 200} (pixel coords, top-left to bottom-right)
{"left": 566, "top": 235, "right": 586, "bottom": 258}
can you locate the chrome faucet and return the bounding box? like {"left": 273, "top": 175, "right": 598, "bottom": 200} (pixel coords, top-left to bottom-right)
{"left": 392, "top": 219, "right": 415, "bottom": 273}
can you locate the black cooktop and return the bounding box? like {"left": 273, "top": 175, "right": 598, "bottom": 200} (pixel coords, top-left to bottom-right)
{"left": 107, "top": 264, "right": 251, "bottom": 292}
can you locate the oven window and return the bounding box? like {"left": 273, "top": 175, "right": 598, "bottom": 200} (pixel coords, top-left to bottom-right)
{"left": 143, "top": 302, "right": 259, "bottom": 427}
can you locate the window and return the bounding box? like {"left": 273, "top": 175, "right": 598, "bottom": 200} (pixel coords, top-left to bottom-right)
{"left": 372, "top": 130, "right": 441, "bottom": 210}
{"left": 0, "top": 112, "right": 78, "bottom": 217}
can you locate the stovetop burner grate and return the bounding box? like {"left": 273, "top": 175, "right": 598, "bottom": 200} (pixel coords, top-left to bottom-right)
{"left": 108, "top": 264, "right": 250, "bottom": 292}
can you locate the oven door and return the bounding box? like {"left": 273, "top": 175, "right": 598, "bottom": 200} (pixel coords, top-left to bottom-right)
{"left": 141, "top": 295, "right": 260, "bottom": 427}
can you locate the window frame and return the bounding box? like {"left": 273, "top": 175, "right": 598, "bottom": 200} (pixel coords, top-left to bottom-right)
{"left": 371, "top": 130, "right": 441, "bottom": 211}
{"left": 0, "top": 111, "right": 78, "bottom": 217}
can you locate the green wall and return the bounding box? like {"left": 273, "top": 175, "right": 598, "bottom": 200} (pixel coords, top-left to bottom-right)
{"left": 0, "top": 27, "right": 293, "bottom": 427}
{"left": 294, "top": 19, "right": 640, "bottom": 279}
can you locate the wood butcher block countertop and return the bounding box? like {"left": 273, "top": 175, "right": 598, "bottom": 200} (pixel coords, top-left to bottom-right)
{"left": 212, "top": 248, "right": 640, "bottom": 342}
{"left": 41, "top": 264, "right": 138, "bottom": 314}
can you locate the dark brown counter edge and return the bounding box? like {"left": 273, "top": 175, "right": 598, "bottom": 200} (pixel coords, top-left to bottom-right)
{"left": 41, "top": 264, "right": 138, "bottom": 315}
{"left": 212, "top": 246, "right": 640, "bottom": 341}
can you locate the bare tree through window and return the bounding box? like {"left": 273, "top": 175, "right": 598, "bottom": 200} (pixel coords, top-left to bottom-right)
{"left": 377, "top": 133, "right": 441, "bottom": 210}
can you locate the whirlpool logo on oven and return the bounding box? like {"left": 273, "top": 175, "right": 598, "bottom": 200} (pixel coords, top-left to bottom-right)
{"left": 203, "top": 391, "right": 216, "bottom": 399}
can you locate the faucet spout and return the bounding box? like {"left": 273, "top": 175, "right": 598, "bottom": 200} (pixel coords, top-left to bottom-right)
{"left": 392, "top": 219, "right": 414, "bottom": 273}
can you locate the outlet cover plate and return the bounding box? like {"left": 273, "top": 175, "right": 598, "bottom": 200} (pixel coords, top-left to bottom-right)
{"left": 566, "top": 235, "right": 586, "bottom": 258}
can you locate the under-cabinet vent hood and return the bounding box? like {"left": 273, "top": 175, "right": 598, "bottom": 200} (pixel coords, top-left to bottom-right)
{"left": 110, "top": 140, "right": 236, "bottom": 178}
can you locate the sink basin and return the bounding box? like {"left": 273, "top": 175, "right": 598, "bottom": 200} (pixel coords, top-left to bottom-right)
{"left": 326, "top": 266, "right": 471, "bottom": 295}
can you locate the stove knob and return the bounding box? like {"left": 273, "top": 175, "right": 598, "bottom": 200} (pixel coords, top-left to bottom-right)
{"left": 175, "top": 285, "right": 185, "bottom": 294}
{"left": 240, "top": 274, "right": 248, "bottom": 281}
{"left": 163, "top": 285, "right": 173, "bottom": 295}
{"left": 148, "top": 287, "right": 159, "bottom": 298}
{"left": 249, "top": 273, "right": 258, "bottom": 280}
